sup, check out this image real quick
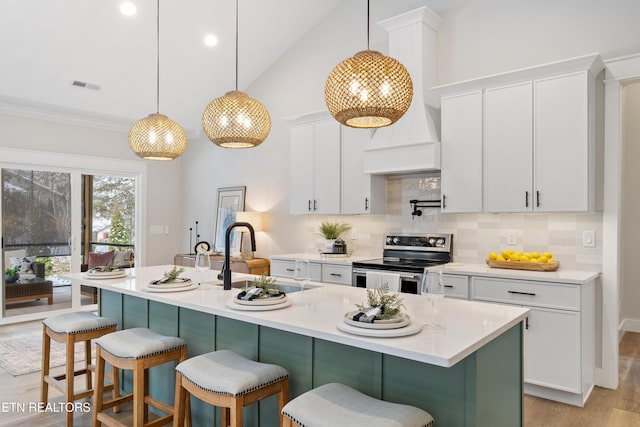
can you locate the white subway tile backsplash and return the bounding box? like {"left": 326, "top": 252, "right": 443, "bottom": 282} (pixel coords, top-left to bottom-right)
{"left": 299, "top": 175, "right": 602, "bottom": 271}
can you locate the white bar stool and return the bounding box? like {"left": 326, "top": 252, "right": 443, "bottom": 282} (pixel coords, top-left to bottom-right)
{"left": 41, "top": 311, "right": 118, "bottom": 427}
{"left": 173, "top": 349, "right": 289, "bottom": 427}
{"left": 282, "top": 383, "right": 434, "bottom": 427}
{"left": 92, "top": 327, "right": 188, "bottom": 427}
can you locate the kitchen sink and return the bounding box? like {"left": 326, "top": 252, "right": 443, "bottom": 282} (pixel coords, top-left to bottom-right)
{"left": 223, "top": 280, "right": 318, "bottom": 294}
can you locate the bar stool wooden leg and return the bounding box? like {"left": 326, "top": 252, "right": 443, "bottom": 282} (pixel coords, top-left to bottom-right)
{"left": 65, "top": 333, "right": 75, "bottom": 427}
{"left": 93, "top": 347, "right": 105, "bottom": 427}
{"left": 133, "top": 359, "right": 145, "bottom": 427}
{"left": 84, "top": 338, "right": 92, "bottom": 391}
{"left": 40, "top": 324, "right": 50, "bottom": 404}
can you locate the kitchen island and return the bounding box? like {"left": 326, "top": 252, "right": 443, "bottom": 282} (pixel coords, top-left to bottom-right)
{"left": 66, "top": 265, "right": 529, "bottom": 427}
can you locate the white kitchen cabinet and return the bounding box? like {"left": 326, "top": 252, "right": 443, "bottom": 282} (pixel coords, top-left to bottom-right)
{"left": 485, "top": 72, "right": 594, "bottom": 212}
{"left": 534, "top": 72, "right": 593, "bottom": 211}
{"left": 484, "top": 82, "right": 533, "bottom": 212}
{"left": 471, "top": 275, "right": 594, "bottom": 406}
{"left": 321, "top": 263, "right": 352, "bottom": 285}
{"left": 440, "top": 91, "right": 483, "bottom": 213}
{"left": 435, "top": 54, "right": 603, "bottom": 213}
{"left": 270, "top": 259, "right": 322, "bottom": 282}
{"left": 289, "top": 112, "right": 341, "bottom": 214}
{"left": 341, "top": 126, "right": 386, "bottom": 215}
{"left": 441, "top": 273, "right": 469, "bottom": 299}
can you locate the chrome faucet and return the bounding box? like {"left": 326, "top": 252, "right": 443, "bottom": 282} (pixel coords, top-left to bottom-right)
{"left": 217, "top": 222, "right": 256, "bottom": 290}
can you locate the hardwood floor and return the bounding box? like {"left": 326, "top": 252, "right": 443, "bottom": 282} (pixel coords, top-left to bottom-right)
{"left": 0, "top": 320, "right": 639, "bottom": 426}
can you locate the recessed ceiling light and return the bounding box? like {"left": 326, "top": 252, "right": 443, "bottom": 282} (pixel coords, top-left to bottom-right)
{"left": 204, "top": 34, "right": 218, "bottom": 47}
{"left": 120, "top": 2, "right": 137, "bottom": 16}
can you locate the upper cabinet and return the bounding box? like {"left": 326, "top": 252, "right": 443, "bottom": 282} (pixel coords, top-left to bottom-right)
{"left": 289, "top": 113, "right": 341, "bottom": 214}
{"left": 440, "top": 90, "right": 483, "bottom": 213}
{"left": 341, "top": 126, "right": 386, "bottom": 215}
{"left": 287, "top": 111, "right": 386, "bottom": 215}
{"left": 435, "top": 54, "right": 604, "bottom": 213}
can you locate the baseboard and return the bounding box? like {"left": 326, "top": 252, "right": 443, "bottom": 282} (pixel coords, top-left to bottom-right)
{"left": 620, "top": 318, "right": 640, "bottom": 333}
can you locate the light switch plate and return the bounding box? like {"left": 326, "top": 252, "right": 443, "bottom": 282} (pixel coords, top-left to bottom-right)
{"left": 507, "top": 230, "right": 517, "bottom": 245}
{"left": 583, "top": 230, "right": 596, "bottom": 248}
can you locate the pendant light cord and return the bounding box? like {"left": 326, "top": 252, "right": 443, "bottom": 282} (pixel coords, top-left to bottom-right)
{"left": 156, "top": 0, "right": 160, "bottom": 113}
{"left": 366, "top": 0, "right": 370, "bottom": 50}
{"left": 235, "top": 0, "right": 239, "bottom": 91}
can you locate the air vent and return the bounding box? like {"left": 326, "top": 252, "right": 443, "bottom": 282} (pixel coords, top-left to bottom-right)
{"left": 72, "top": 80, "right": 100, "bottom": 90}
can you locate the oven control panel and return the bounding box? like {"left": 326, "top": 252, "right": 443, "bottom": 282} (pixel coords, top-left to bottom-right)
{"left": 383, "top": 233, "right": 452, "bottom": 252}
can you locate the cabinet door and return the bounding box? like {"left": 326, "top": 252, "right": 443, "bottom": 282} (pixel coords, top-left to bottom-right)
{"left": 341, "top": 126, "right": 386, "bottom": 214}
{"left": 313, "top": 120, "right": 341, "bottom": 214}
{"left": 524, "top": 307, "right": 581, "bottom": 393}
{"left": 441, "top": 91, "right": 483, "bottom": 212}
{"left": 485, "top": 82, "right": 533, "bottom": 212}
{"left": 534, "top": 72, "right": 590, "bottom": 211}
{"left": 289, "top": 123, "right": 315, "bottom": 214}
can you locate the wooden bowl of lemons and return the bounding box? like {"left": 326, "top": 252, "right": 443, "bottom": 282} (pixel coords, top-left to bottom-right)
{"left": 486, "top": 250, "right": 559, "bottom": 271}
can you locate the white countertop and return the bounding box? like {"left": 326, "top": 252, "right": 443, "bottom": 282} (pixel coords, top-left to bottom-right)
{"left": 270, "top": 253, "right": 377, "bottom": 265}
{"left": 433, "top": 263, "right": 600, "bottom": 285}
{"left": 65, "top": 265, "right": 528, "bottom": 368}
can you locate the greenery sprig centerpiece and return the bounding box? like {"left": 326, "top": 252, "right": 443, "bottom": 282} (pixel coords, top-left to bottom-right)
{"left": 318, "top": 221, "right": 351, "bottom": 240}
{"left": 249, "top": 273, "right": 279, "bottom": 298}
{"left": 163, "top": 266, "right": 185, "bottom": 283}
{"left": 96, "top": 262, "right": 119, "bottom": 273}
{"left": 356, "top": 283, "right": 404, "bottom": 320}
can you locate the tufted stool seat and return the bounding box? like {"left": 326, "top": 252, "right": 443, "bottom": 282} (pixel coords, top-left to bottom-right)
{"left": 282, "top": 383, "right": 434, "bottom": 427}
{"left": 173, "top": 349, "right": 289, "bottom": 427}
{"left": 92, "top": 327, "right": 188, "bottom": 427}
{"left": 41, "top": 311, "right": 118, "bottom": 427}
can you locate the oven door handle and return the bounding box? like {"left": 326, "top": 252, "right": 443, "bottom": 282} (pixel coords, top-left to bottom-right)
{"left": 352, "top": 269, "right": 419, "bottom": 280}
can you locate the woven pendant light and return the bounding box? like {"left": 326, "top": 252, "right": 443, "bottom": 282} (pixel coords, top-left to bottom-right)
{"left": 202, "top": 0, "right": 271, "bottom": 148}
{"left": 325, "top": 1, "right": 413, "bottom": 128}
{"left": 128, "top": 0, "right": 187, "bottom": 160}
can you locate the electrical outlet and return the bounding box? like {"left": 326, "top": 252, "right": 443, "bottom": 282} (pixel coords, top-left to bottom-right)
{"left": 507, "top": 230, "right": 517, "bottom": 245}
{"left": 583, "top": 230, "right": 596, "bottom": 248}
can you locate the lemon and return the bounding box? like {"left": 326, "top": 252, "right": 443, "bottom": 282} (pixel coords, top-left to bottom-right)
{"left": 543, "top": 252, "right": 552, "bottom": 258}
{"left": 501, "top": 250, "right": 511, "bottom": 258}
{"left": 530, "top": 251, "right": 540, "bottom": 258}
{"left": 496, "top": 255, "right": 506, "bottom": 261}
{"left": 520, "top": 255, "right": 530, "bottom": 262}
{"left": 489, "top": 252, "right": 498, "bottom": 260}
{"left": 509, "top": 254, "right": 521, "bottom": 261}
{"left": 548, "top": 258, "right": 556, "bottom": 263}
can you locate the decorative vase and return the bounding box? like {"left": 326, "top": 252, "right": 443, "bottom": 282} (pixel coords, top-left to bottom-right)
{"left": 324, "top": 239, "right": 335, "bottom": 253}
{"left": 4, "top": 273, "right": 19, "bottom": 283}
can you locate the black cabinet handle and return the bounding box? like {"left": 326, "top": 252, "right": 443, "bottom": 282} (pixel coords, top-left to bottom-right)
{"left": 536, "top": 191, "right": 540, "bottom": 208}
{"left": 508, "top": 290, "right": 536, "bottom": 296}
{"left": 442, "top": 194, "right": 447, "bottom": 209}
{"left": 285, "top": 268, "right": 295, "bottom": 272}
{"left": 525, "top": 191, "right": 529, "bottom": 208}
{"left": 365, "top": 197, "right": 369, "bottom": 210}
{"left": 525, "top": 317, "right": 529, "bottom": 330}
{"left": 308, "top": 200, "right": 311, "bottom": 211}
{"left": 444, "top": 285, "right": 453, "bottom": 288}
{"left": 329, "top": 273, "right": 342, "bottom": 277}
{"left": 313, "top": 200, "right": 317, "bottom": 211}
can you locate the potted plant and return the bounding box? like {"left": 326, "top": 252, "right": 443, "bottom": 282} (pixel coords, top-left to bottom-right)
{"left": 318, "top": 221, "right": 351, "bottom": 252}
{"left": 4, "top": 268, "right": 19, "bottom": 283}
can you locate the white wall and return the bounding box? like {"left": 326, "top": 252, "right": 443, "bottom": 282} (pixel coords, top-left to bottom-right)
{"left": 0, "top": 114, "right": 183, "bottom": 266}
{"left": 620, "top": 82, "right": 640, "bottom": 328}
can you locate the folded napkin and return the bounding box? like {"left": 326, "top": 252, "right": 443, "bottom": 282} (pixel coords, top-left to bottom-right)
{"left": 237, "top": 286, "right": 286, "bottom": 301}
{"left": 149, "top": 276, "right": 186, "bottom": 285}
{"left": 352, "top": 307, "right": 382, "bottom": 323}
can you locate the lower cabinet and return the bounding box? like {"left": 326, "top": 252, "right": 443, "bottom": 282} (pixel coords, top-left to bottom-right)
{"left": 270, "top": 258, "right": 352, "bottom": 285}
{"left": 471, "top": 275, "right": 595, "bottom": 406}
{"left": 441, "top": 273, "right": 469, "bottom": 299}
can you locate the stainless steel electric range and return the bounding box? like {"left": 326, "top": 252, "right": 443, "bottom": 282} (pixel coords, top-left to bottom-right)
{"left": 351, "top": 233, "right": 453, "bottom": 294}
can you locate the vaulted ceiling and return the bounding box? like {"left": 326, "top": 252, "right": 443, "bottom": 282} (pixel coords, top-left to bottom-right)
{"left": 0, "top": 0, "right": 463, "bottom": 136}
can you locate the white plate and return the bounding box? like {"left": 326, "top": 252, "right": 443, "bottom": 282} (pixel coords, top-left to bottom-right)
{"left": 235, "top": 294, "right": 287, "bottom": 306}
{"left": 148, "top": 278, "right": 192, "bottom": 289}
{"left": 343, "top": 311, "right": 410, "bottom": 330}
{"left": 84, "top": 270, "right": 127, "bottom": 279}
{"left": 145, "top": 283, "right": 199, "bottom": 293}
{"left": 337, "top": 322, "right": 423, "bottom": 338}
{"left": 226, "top": 299, "right": 292, "bottom": 311}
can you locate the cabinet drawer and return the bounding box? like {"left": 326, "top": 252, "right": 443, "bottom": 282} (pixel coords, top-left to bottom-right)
{"left": 442, "top": 274, "right": 469, "bottom": 299}
{"left": 322, "top": 264, "right": 352, "bottom": 285}
{"left": 270, "top": 259, "right": 321, "bottom": 282}
{"left": 471, "top": 276, "right": 580, "bottom": 311}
